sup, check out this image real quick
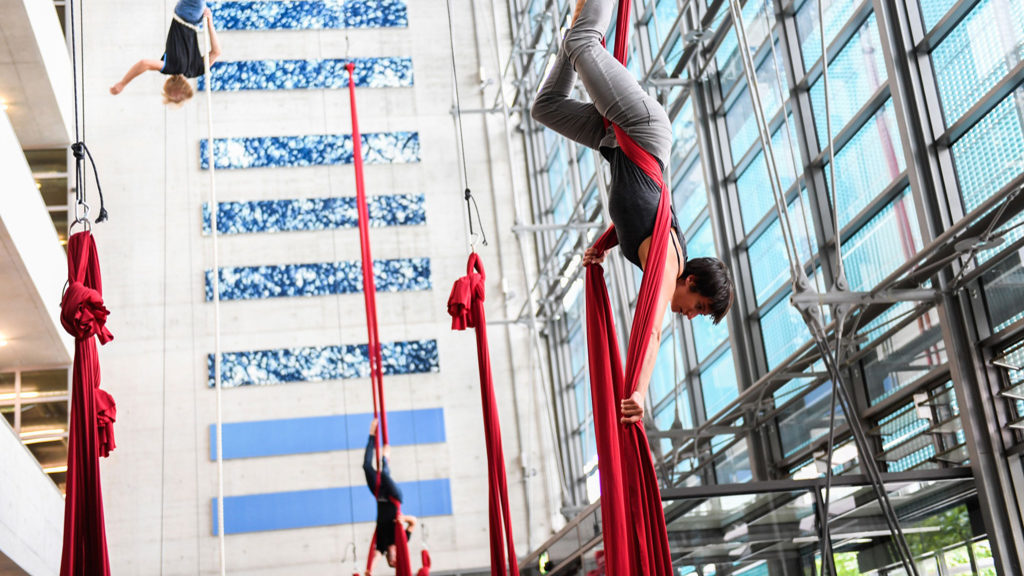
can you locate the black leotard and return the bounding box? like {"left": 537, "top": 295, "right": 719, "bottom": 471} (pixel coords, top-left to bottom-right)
{"left": 602, "top": 147, "right": 684, "bottom": 269}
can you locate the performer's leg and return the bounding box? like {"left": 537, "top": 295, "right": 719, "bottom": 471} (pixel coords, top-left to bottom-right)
{"left": 531, "top": 49, "right": 607, "bottom": 151}
{"left": 563, "top": 0, "right": 672, "bottom": 166}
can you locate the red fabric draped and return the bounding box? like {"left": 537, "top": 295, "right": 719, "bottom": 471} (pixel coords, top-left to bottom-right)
{"left": 583, "top": 0, "right": 672, "bottom": 573}
{"left": 348, "top": 61, "right": 412, "bottom": 576}
{"left": 447, "top": 253, "right": 520, "bottom": 576}
{"left": 59, "top": 230, "right": 115, "bottom": 576}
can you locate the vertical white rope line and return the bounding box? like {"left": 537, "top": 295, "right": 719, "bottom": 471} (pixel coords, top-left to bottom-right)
{"left": 201, "top": 24, "right": 227, "bottom": 576}
{"left": 324, "top": 33, "right": 358, "bottom": 566}
{"left": 758, "top": 0, "right": 828, "bottom": 325}
{"left": 727, "top": 0, "right": 801, "bottom": 280}
{"left": 816, "top": 0, "right": 844, "bottom": 283}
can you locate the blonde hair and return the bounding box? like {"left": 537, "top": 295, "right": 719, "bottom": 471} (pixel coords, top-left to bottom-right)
{"left": 162, "top": 74, "right": 194, "bottom": 107}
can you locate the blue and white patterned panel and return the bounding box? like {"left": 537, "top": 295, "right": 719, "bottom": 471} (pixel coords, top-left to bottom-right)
{"left": 201, "top": 194, "right": 426, "bottom": 235}
{"left": 199, "top": 132, "right": 419, "bottom": 169}
{"left": 209, "top": 0, "right": 408, "bottom": 30}
{"left": 208, "top": 339, "right": 439, "bottom": 388}
{"left": 197, "top": 57, "right": 413, "bottom": 91}
{"left": 204, "top": 258, "right": 431, "bottom": 301}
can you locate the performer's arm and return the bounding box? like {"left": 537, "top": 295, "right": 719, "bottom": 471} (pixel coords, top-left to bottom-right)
{"left": 401, "top": 514, "right": 418, "bottom": 534}
{"left": 110, "top": 59, "right": 163, "bottom": 94}
{"left": 203, "top": 8, "right": 222, "bottom": 64}
{"left": 620, "top": 240, "right": 681, "bottom": 425}
{"left": 363, "top": 419, "right": 378, "bottom": 490}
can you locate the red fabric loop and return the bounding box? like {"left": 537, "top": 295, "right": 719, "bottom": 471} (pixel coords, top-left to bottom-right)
{"left": 417, "top": 549, "right": 432, "bottom": 576}
{"left": 59, "top": 231, "right": 114, "bottom": 576}
{"left": 447, "top": 254, "right": 519, "bottom": 575}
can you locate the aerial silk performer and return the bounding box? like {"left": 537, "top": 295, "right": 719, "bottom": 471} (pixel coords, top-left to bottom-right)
{"left": 60, "top": 231, "right": 117, "bottom": 576}
{"left": 346, "top": 59, "right": 415, "bottom": 576}
{"left": 531, "top": 0, "right": 736, "bottom": 573}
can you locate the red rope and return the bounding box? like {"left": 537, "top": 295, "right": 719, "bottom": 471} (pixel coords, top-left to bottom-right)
{"left": 348, "top": 61, "right": 411, "bottom": 576}
{"left": 447, "top": 253, "right": 520, "bottom": 575}
{"left": 583, "top": 0, "right": 672, "bottom": 573}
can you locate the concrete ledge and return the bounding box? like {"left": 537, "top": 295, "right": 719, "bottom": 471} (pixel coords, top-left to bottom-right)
{"left": 0, "top": 418, "right": 63, "bottom": 576}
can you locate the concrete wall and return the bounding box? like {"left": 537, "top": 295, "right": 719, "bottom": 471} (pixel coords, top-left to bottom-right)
{"left": 0, "top": 418, "right": 63, "bottom": 576}
{"left": 84, "top": 0, "right": 559, "bottom": 573}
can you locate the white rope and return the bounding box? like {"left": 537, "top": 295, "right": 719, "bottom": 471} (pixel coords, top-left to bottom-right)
{"left": 816, "top": 0, "right": 845, "bottom": 286}
{"left": 199, "top": 21, "right": 227, "bottom": 576}
{"left": 726, "top": 0, "right": 802, "bottom": 282}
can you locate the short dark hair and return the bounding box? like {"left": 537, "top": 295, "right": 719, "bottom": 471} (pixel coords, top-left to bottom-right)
{"left": 680, "top": 257, "right": 734, "bottom": 325}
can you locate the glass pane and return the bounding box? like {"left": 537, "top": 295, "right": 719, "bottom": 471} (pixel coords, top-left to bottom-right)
{"left": 931, "top": 0, "right": 1024, "bottom": 125}
{"left": 748, "top": 193, "right": 816, "bottom": 305}
{"left": 20, "top": 370, "right": 68, "bottom": 398}
{"left": 672, "top": 98, "right": 697, "bottom": 162}
{"left": 825, "top": 100, "right": 906, "bottom": 229}
{"left": 577, "top": 147, "right": 595, "bottom": 188}
{"left": 777, "top": 381, "right": 847, "bottom": 457}
{"left": 673, "top": 158, "right": 707, "bottom": 234}
{"left": 878, "top": 401, "right": 935, "bottom": 471}
{"left": 795, "top": 0, "right": 861, "bottom": 71}
{"left": 980, "top": 249, "right": 1024, "bottom": 333}
{"left": 841, "top": 189, "right": 923, "bottom": 291}
{"left": 0, "top": 373, "right": 14, "bottom": 396}
{"left": 650, "top": 330, "right": 684, "bottom": 404}
{"left": 808, "top": 13, "right": 887, "bottom": 147}
{"left": 23, "top": 149, "right": 67, "bottom": 174}
{"left": 713, "top": 438, "right": 752, "bottom": 483}
{"left": 574, "top": 377, "right": 590, "bottom": 425}
{"left": 951, "top": 87, "right": 1024, "bottom": 214}
{"left": 919, "top": 0, "right": 959, "bottom": 31}
{"left": 973, "top": 539, "right": 998, "bottom": 576}
{"left": 736, "top": 120, "right": 801, "bottom": 234}
{"left": 701, "top": 349, "right": 738, "bottom": 418}
{"left": 762, "top": 295, "right": 812, "bottom": 369}
{"left": 863, "top": 308, "right": 945, "bottom": 405}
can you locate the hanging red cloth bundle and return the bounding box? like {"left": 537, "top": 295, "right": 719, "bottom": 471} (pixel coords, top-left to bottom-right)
{"left": 348, "top": 61, "right": 413, "bottom": 576}
{"left": 447, "top": 253, "right": 520, "bottom": 575}
{"left": 59, "top": 230, "right": 116, "bottom": 576}
{"left": 417, "top": 549, "right": 432, "bottom": 576}
{"left": 583, "top": 0, "right": 672, "bottom": 574}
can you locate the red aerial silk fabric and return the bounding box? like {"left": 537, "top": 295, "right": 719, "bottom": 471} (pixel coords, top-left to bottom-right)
{"left": 583, "top": 0, "right": 672, "bottom": 574}
{"left": 59, "top": 231, "right": 115, "bottom": 576}
{"left": 417, "top": 549, "right": 432, "bottom": 576}
{"left": 348, "top": 61, "right": 412, "bottom": 576}
{"left": 447, "top": 254, "right": 520, "bottom": 576}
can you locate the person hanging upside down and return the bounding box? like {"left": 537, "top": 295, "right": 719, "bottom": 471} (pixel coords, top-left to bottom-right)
{"left": 531, "top": 0, "right": 735, "bottom": 425}
{"left": 109, "top": 0, "right": 222, "bottom": 106}
{"left": 364, "top": 418, "right": 417, "bottom": 576}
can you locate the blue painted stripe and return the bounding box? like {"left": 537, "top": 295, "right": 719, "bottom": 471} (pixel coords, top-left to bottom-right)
{"left": 212, "top": 479, "right": 451, "bottom": 535}
{"left": 209, "top": 0, "right": 408, "bottom": 31}
{"left": 208, "top": 339, "right": 439, "bottom": 388}
{"left": 200, "top": 132, "right": 420, "bottom": 170}
{"left": 208, "top": 408, "right": 445, "bottom": 460}
{"left": 201, "top": 194, "right": 426, "bottom": 235}
{"left": 204, "top": 258, "right": 431, "bottom": 301}
{"left": 198, "top": 57, "right": 413, "bottom": 91}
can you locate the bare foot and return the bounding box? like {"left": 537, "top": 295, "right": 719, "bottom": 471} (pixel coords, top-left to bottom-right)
{"left": 110, "top": 82, "right": 124, "bottom": 95}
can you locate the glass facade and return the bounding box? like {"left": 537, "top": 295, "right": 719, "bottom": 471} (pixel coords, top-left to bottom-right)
{"left": 510, "top": 0, "right": 1024, "bottom": 573}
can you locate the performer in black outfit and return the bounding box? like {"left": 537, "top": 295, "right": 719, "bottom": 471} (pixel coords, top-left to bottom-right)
{"left": 109, "top": 0, "right": 222, "bottom": 106}
{"left": 363, "top": 419, "right": 417, "bottom": 575}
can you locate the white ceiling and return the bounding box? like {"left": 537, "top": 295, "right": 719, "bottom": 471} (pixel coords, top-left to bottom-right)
{"left": 0, "top": 0, "right": 73, "bottom": 149}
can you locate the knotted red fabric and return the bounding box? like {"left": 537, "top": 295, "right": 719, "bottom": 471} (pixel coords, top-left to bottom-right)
{"left": 447, "top": 254, "right": 520, "bottom": 575}
{"left": 59, "top": 230, "right": 115, "bottom": 576}
{"left": 348, "top": 61, "right": 412, "bottom": 576}
{"left": 583, "top": 0, "right": 672, "bottom": 573}
{"left": 417, "top": 549, "right": 432, "bottom": 576}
